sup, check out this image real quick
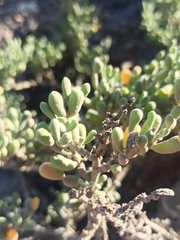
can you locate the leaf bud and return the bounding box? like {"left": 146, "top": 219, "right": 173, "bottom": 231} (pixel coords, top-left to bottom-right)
{"left": 66, "top": 119, "right": 78, "bottom": 132}
{"left": 68, "top": 89, "right": 84, "bottom": 117}
{"left": 84, "top": 129, "right": 97, "bottom": 144}
{"left": 110, "top": 164, "right": 122, "bottom": 174}
{"left": 50, "top": 154, "right": 77, "bottom": 171}
{"left": 98, "top": 174, "right": 108, "bottom": 184}
{"left": 49, "top": 118, "right": 61, "bottom": 141}
{"left": 62, "top": 77, "right": 72, "bottom": 100}
{"left": 141, "top": 111, "right": 157, "bottom": 135}
{"left": 129, "top": 108, "right": 143, "bottom": 132}
{"left": 35, "top": 128, "right": 54, "bottom": 146}
{"left": 7, "top": 140, "right": 20, "bottom": 156}
{"left": 81, "top": 83, "right": 91, "bottom": 97}
{"left": 111, "top": 127, "right": 124, "bottom": 153}
{"left": 40, "top": 102, "right": 56, "bottom": 119}
{"left": 92, "top": 57, "right": 104, "bottom": 73}
{"left": 60, "top": 132, "right": 72, "bottom": 146}
{"left": 48, "top": 91, "right": 66, "bottom": 117}
{"left": 98, "top": 81, "right": 109, "bottom": 95}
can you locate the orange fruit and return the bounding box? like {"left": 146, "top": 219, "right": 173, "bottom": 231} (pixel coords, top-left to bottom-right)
{"left": 5, "top": 228, "right": 19, "bottom": 240}
{"left": 120, "top": 69, "right": 131, "bottom": 84}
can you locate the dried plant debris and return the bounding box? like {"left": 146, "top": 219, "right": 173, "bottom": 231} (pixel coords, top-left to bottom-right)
{"left": 69, "top": 188, "right": 179, "bottom": 240}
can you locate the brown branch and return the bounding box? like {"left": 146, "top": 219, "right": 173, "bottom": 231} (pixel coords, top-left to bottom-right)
{"left": 102, "top": 97, "right": 136, "bottom": 131}
{"left": 78, "top": 208, "right": 102, "bottom": 240}
{"left": 100, "top": 216, "right": 109, "bottom": 240}
{"left": 117, "top": 188, "right": 175, "bottom": 215}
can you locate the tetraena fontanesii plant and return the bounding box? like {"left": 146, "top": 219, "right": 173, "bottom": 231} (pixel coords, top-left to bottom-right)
{"left": 35, "top": 75, "right": 180, "bottom": 239}
{"left": 85, "top": 42, "right": 180, "bottom": 129}
{"left": 141, "top": 0, "right": 180, "bottom": 46}
{"left": 54, "top": 0, "right": 111, "bottom": 78}
{"left": 0, "top": 0, "right": 111, "bottom": 89}
{"left": 0, "top": 192, "right": 40, "bottom": 240}
{"left": 0, "top": 35, "right": 66, "bottom": 90}
{"left": 46, "top": 190, "right": 86, "bottom": 229}
{"left": 0, "top": 86, "right": 43, "bottom": 164}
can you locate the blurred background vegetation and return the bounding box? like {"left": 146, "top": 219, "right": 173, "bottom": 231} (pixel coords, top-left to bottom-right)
{"left": 0, "top": 0, "right": 180, "bottom": 239}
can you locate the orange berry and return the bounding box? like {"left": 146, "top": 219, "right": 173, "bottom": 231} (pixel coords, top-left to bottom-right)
{"left": 5, "top": 228, "right": 19, "bottom": 240}
{"left": 120, "top": 69, "right": 131, "bottom": 85}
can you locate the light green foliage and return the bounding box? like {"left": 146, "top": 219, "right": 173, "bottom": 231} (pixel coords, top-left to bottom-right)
{"left": 68, "top": 89, "right": 85, "bottom": 117}
{"left": 110, "top": 102, "right": 180, "bottom": 160}
{"left": 0, "top": 35, "right": 65, "bottom": 89}
{"left": 54, "top": 0, "right": 111, "bottom": 77}
{"left": 141, "top": 0, "right": 180, "bottom": 46}
{"left": 85, "top": 57, "right": 123, "bottom": 125}
{"left": 111, "top": 127, "right": 124, "bottom": 153}
{"left": 35, "top": 128, "right": 55, "bottom": 146}
{"left": 0, "top": 0, "right": 111, "bottom": 91}
{"left": 129, "top": 109, "right": 143, "bottom": 132}
{"left": 36, "top": 80, "right": 98, "bottom": 180}
{"left": 0, "top": 87, "right": 39, "bottom": 162}
{"left": 27, "top": 35, "right": 66, "bottom": 73}
{"left": 2, "top": 0, "right": 180, "bottom": 236}
{"left": 34, "top": 51, "right": 180, "bottom": 238}
{"left": 48, "top": 91, "right": 67, "bottom": 117}
{"left": 36, "top": 75, "right": 180, "bottom": 183}
{"left": 32, "top": 75, "right": 178, "bottom": 237}
{"left": 0, "top": 38, "right": 28, "bottom": 89}
{"left": 0, "top": 192, "right": 39, "bottom": 238}
{"left": 46, "top": 191, "right": 86, "bottom": 229}
{"left": 85, "top": 43, "right": 180, "bottom": 128}
{"left": 35, "top": 77, "right": 122, "bottom": 208}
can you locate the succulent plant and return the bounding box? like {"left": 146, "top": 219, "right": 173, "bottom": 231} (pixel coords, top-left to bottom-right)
{"left": 45, "top": 191, "right": 86, "bottom": 229}
{"left": 54, "top": 0, "right": 111, "bottom": 79}
{"left": 141, "top": 0, "right": 180, "bottom": 46}
{"left": 0, "top": 192, "right": 40, "bottom": 239}
{"left": 1, "top": 1, "right": 180, "bottom": 238}
{"left": 0, "top": 35, "right": 65, "bottom": 90}
{"left": 35, "top": 74, "right": 180, "bottom": 239}
{"left": 0, "top": 86, "right": 42, "bottom": 164}
{"left": 84, "top": 42, "right": 180, "bottom": 129}
{"left": 27, "top": 35, "right": 66, "bottom": 77}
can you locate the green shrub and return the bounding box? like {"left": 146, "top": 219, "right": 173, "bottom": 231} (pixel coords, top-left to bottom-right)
{"left": 0, "top": 35, "right": 65, "bottom": 90}
{"left": 84, "top": 42, "right": 180, "bottom": 130}
{"left": 35, "top": 75, "right": 179, "bottom": 239}
{"left": 0, "top": 192, "right": 39, "bottom": 239}
{"left": 54, "top": 0, "right": 111, "bottom": 79}
{"left": 0, "top": 86, "right": 44, "bottom": 164}
{"left": 141, "top": 0, "right": 180, "bottom": 46}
